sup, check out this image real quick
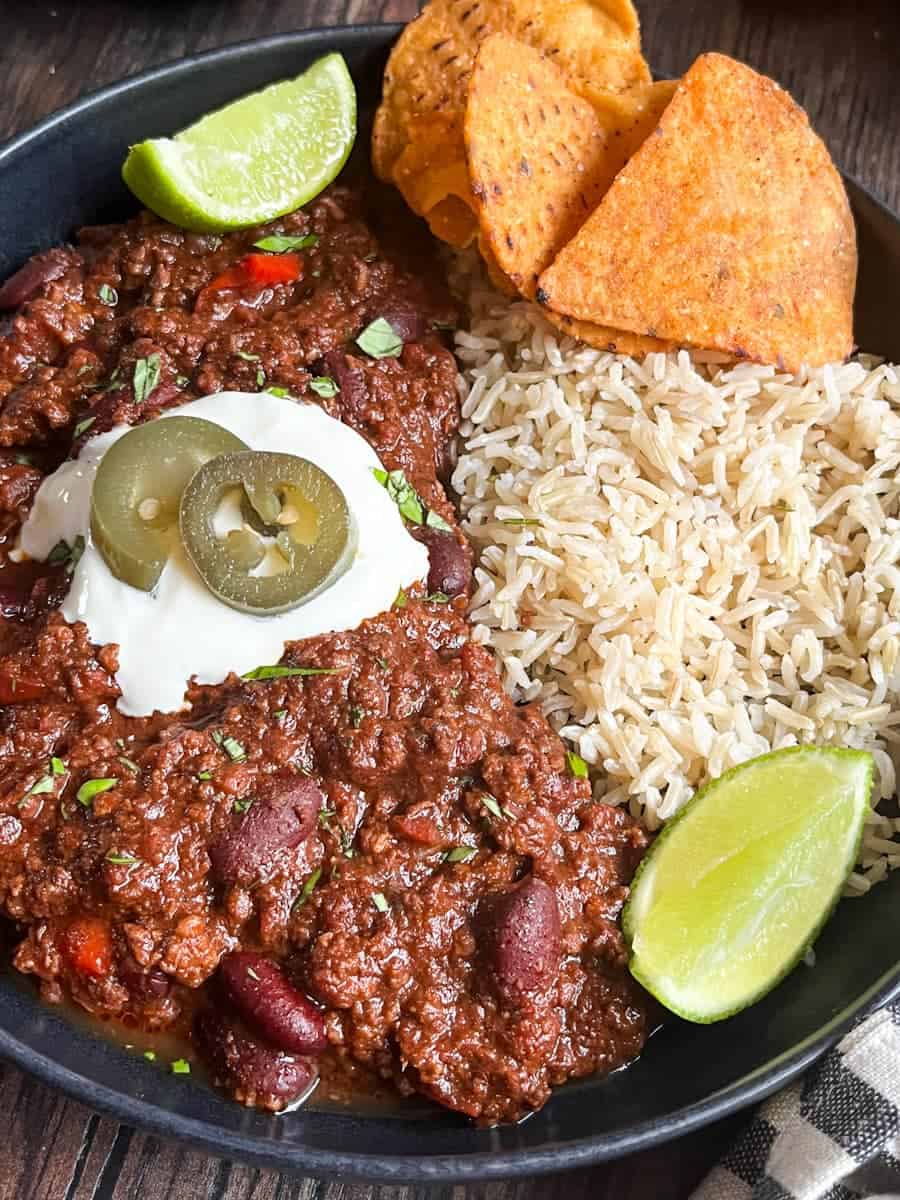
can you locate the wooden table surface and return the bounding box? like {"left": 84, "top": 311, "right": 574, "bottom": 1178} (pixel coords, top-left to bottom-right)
{"left": 2, "top": 0, "right": 899, "bottom": 1196}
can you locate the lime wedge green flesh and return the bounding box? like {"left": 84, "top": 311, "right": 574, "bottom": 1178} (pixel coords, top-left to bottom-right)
{"left": 122, "top": 53, "right": 356, "bottom": 232}
{"left": 623, "top": 746, "right": 873, "bottom": 1023}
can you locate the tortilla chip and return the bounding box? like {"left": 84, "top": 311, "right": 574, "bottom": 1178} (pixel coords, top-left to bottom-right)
{"left": 538, "top": 53, "right": 857, "bottom": 370}
{"left": 427, "top": 197, "right": 479, "bottom": 249}
{"left": 390, "top": 114, "right": 477, "bottom": 247}
{"left": 544, "top": 310, "right": 673, "bottom": 356}
{"left": 479, "top": 237, "right": 519, "bottom": 296}
{"left": 373, "top": 0, "right": 649, "bottom": 182}
{"left": 465, "top": 35, "right": 675, "bottom": 296}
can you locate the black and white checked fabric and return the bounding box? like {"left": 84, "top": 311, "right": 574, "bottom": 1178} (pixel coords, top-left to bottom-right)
{"left": 693, "top": 1002, "right": 900, "bottom": 1200}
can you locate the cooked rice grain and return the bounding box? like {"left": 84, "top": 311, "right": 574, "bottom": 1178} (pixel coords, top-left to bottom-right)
{"left": 451, "top": 264, "right": 900, "bottom": 893}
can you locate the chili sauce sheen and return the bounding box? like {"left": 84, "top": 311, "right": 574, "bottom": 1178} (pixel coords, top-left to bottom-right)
{"left": 20, "top": 393, "right": 429, "bottom": 715}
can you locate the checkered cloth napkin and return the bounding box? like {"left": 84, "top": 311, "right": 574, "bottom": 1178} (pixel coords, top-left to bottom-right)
{"left": 692, "top": 1002, "right": 900, "bottom": 1200}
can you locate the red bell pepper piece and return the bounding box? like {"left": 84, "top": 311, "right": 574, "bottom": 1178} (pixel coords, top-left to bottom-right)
{"left": 0, "top": 670, "right": 46, "bottom": 704}
{"left": 204, "top": 253, "right": 302, "bottom": 295}
{"left": 65, "top": 916, "right": 114, "bottom": 978}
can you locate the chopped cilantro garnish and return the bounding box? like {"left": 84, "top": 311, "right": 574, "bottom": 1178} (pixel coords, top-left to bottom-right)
{"left": 28, "top": 775, "right": 55, "bottom": 796}
{"left": 376, "top": 657, "right": 389, "bottom": 670}
{"left": 50, "top": 757, "right": 66, "bottom": 776}
{"left": 253, "top": 233, "right": 318, "bottom": 253}
{"left": 309, "top": 376, "right": 339, "bottom": 398}
{"left": 266, "top": 386, "right": 292, "bottom": 399}
{"left": 118, "top": 756, "right": 140, "bottom": 775}
{"left": 176, "top": 374, "right": 190, "bottom": 388}
{"left": 425, "top": 509, "right": 453, "bottom": 533}
{"left": 46, "top": 535, "right": 85, "bottom": 573}
{"left": 73, "top": 416, "right": 96, "bottom": 439}
{"left": 566, "top": 750, "right": 589, "bottom": 779}
{"left": 211, "top": 731, "right": 224, "bottom": 746}
{"left": 372, "top": 468, "right": 451, "bottom": 532}
{"left": 221, "top": 736, "right": 246, "bottom": 763}
{"left": 98, "top": 284, "right": 118, "bottom": 306}
{"left": 233, "top": 798, "right": 253, "bottom": 814}
{"left": 105, "top": 850, "right": 139, "bottom": 865}
{"left": 196, "top": 771, "right": 212, "bottom": 781}
{"left": 273, "top": 710, "right": 287, "bottom": 720}
{"left": 444, "top": 845, "right": 477, "bottom": 863}
{"left": 318, "top": 808, "right": 335, "bottom": 830}
{"left": 98, "top": 366, "right": 122, "bottom": 394}
{"left": 356, "top": 317, "right": 403, "bottom": 359}
{"left": 143, "top": 1050, "right": 156, "bottom": 1062}
{"left": 393, "top": 588, "right": 408, "bottom": 609}
{"left": 481, "top": 793, "right": 504, "bottom": 820}
{"left": 132, "top": 353, "right": 161, "bottom": 405}
{"left": 255, "top": 367, "right": 266, "bottom": 387}
{"left": 349, "top": 705, "right": 365, "bottom": 729}
{"left": 170, "top": 1059, "right": 191, "bottom": 1075}
{"left": 293, "top": 866, "right": 322, "bottom": 911}
{"left": 235, "top": 350, "right": 260, "bottom": 362}
{"left": 242, "top": 664, "right": 342, "bottom": 681}
{"left": 78, "top": 778, "right": 117, "bottom": 806}
{"left": 425, "top": 592, "right": 450, "bottom": 604}
{"left": 371, "top": 891, "right": 390, "bottom": 913}
{"left": 372, "top": 468, "right": 423, "bottom": 524}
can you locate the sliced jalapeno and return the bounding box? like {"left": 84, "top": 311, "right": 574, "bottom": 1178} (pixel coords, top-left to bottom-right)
{"left": 179, "top": 450, "right": 355, "bottom": 615}
{"left": 90, "top": 417, "right": 249, "bottom": 591}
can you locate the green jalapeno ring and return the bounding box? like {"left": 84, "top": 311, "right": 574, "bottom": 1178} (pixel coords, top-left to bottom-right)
{"left": 179, "top": 449, "right": 355, "bottom": 615}
{"left": 90, "top": 416, "right": 249, "bottom": 592}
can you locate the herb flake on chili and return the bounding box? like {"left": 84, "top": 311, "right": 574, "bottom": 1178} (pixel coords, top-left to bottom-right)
{"left": 309, "top": 376, "right": 339, "bottom": 398}
{"left": 293, "top": 866, "right": 323, "bottom": 911}
{"left": 78, "top": 778, "right": 117, "bottom": 806}
{"left": 356, "top": 317, "right": 403, "bottom": 359}
{"left": 253, "top": 234, "right": 318, "bottom": 253}
{"left": 242, "top": 664, "right": 343, "bottom": 681}
{"left": 133, "top": 353, "right": 161, "bottom": 404}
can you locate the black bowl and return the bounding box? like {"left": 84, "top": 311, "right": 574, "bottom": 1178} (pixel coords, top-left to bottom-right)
{"left": 1, "top": 24, "right": 899, "bottom": 1184}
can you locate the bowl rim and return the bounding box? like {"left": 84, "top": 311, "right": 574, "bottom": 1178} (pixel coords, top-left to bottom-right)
{"left": 2, "top": 24, "right": 900, "bottom": 1184}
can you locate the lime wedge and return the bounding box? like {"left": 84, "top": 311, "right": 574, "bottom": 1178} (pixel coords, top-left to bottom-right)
{"left": 122, "top": 53, "right": 356, "bottom": 232}
{"left": 623, "top": 746, "right": 873, "bottom": 1023}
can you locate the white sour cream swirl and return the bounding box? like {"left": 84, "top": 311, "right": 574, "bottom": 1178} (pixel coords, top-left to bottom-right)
{"left": 21, "top": 392, "right": 428, "bottom": 716}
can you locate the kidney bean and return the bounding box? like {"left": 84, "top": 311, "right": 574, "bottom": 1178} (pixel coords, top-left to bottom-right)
{"left": 375, "top": 302, "right": 426, "bottom": 343}
{"left": 319, "top": 350, "right": 366, "bottom": 413}
{"left": 195, "top": 1009, "right": 318, "bottom": 1110}
{"left": 119, "top": 961, "right": 171, "bottom": 1000}
{"left": 209, "top": 772, "right": 323, "bottom": 886}
{"left": 478, "top": 877, "right": 561, "bottom": 1004}
{"left": 414, "top": 527, "right": 471, "bottom": 597}
{"left": 219, "top": 952, "right": 327, "bottom": 1054}
{"left": 0, "top": 249, "right": 74, "bottom": 309}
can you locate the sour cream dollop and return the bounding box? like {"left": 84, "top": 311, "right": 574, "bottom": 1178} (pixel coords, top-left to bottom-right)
{"left": 20, "top": 392, "right": 429, "bottom": 716}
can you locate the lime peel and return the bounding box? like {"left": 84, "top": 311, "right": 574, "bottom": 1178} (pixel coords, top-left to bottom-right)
{"left": 122, "top": 54, "right": 356, "bottom": 232}
{"left": 623, "top": 745, "right": 873, "bottom": 1023}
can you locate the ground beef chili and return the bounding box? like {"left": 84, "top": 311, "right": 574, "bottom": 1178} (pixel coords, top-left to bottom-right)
{"left": 0, "top": 182, "right": 650, "bottom": 1124}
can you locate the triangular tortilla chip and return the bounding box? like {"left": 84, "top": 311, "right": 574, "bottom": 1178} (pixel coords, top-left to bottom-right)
{"left": 538, "top": 53, "right": 857, "bottom": 370}
{"left": 390, "top": 114, "right": 478, "bottom": 248}
{"left": 544, "top": 310, "right": 672, "bottom": 356}
{"left": 479, "top": 236, "right": 671, "bottom": 353}
{"left": 465, "top": 35, "right": 674, "bottom": 297}
{"left": 372, "top": 0, "right": 648, "bottom": 182}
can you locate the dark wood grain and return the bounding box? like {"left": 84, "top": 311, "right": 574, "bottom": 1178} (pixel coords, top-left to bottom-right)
{"left": 0, "top": 1, "right": 898, "bottom": 1197}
